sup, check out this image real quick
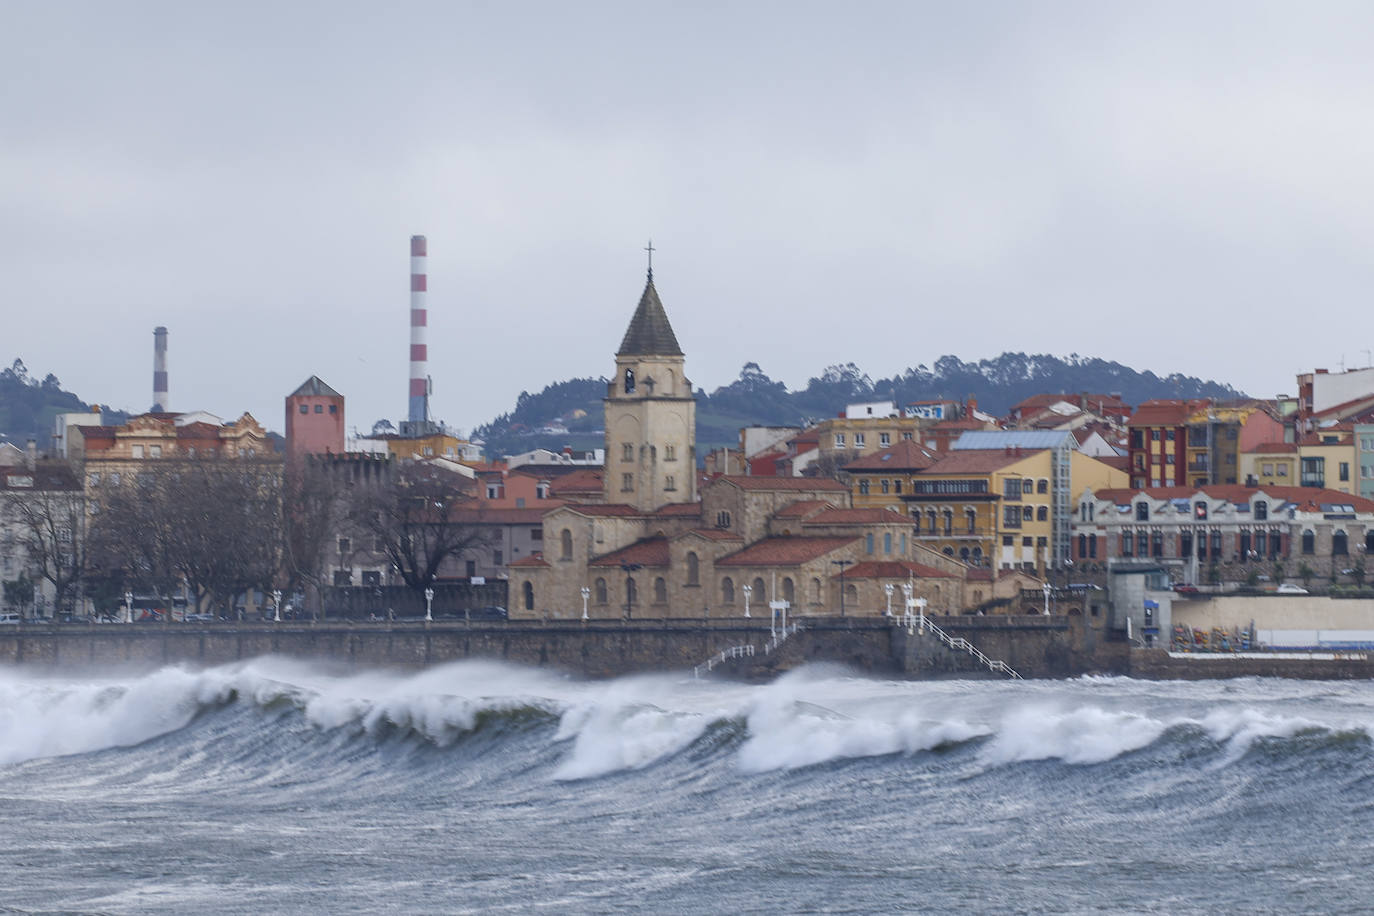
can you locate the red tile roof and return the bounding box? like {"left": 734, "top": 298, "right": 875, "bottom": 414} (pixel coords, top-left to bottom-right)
{"left": 843, "top": 440, "right": 939, "bottom": 472}
{"left": 773, "top": 500, "right": 836, "bottom": 519}
{"left": 920, "top": 450, "right": 1027, "bottom": 475}
{"left": 1128, "top": 399, "right": 1208, "bottom": 427}
{"left": 716, "top": 537, "right": 859, "bottom": 567}
{"left": 681, "top": 528, "right": 745, "bottom": 542}
{"left": 548, "top": 468, "right": 604, "bottom": 495}
{"left": 509, "top": 552, "right": 550, "bottom": 568}
{"left": 717, "top": 475, "right": 848, "bottom": 492}
{"left": 802, "top": 508, "right": 911, "bottom": 526}
{"left": 590, "top": 537, "right": 671, "bottom": 568}
{"left": 652, "top": 503, "right": 703, "bottom": 518}
{"left": 842, "top": 560, "right": 955, "bottom": 579}
{"left": 562, "top": 504, "right": 643, "bottom": 517}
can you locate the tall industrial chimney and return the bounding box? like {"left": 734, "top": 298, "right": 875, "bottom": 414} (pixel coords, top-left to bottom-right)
{"left": 409, "top": 236, "right": 429, "bottom": 424}
{"left": 152, "top": 326, "right": 169, "bottom": 412}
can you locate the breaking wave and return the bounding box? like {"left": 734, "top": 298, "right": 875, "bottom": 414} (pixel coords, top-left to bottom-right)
{"left": 2, "top": 660, "right": 1372, "bottom": 779}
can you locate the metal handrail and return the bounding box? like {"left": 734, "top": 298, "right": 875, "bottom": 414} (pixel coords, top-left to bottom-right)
{"left": 905, "top": 613, "right": 1022, "bottom": 679}
{"left": 693, "top": 642, "right": 755, "bottom": 678}
{"left": 763, "top": 621, "right": 803, "bottom": 655}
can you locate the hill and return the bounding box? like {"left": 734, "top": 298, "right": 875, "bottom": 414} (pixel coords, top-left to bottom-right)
{"left": 472, "top": 352, "right": 1243, "bottom": 459}
{"left": 0, "top": 360, "right": 93, "bottom": 449}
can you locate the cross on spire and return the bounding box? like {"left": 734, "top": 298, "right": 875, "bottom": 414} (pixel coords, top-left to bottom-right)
{"left": 644, "top": 239, "right": 655, "bottom": 280}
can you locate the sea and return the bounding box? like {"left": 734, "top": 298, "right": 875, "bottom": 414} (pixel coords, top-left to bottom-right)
{"left": 1, "top": 660, "right": 1370, "bottom": 915}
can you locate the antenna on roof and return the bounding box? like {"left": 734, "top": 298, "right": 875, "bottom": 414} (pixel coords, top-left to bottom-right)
{"left": 644, "top": 239, "right": 655, "bottom": 281}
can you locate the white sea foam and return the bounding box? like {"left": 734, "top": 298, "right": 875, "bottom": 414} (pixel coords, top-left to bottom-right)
{"left": 0, "top": 665, "right": 216, "bottom": 766}
{"left": 979, "top": 703, "right": 1168, "bottom": 766}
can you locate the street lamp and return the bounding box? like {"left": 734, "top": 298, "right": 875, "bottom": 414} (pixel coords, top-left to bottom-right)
{"left": 741, "top": 583, "right": 752, "bottom": 619}
{"left": 832, "top": 559, "right": 853, "bottom": 616}
{"left": 1042, "top": 581, "right": 1052, "bottom": 616}
{"left": 883, "top": 583, "right": 894, "bottom": 617}
{"left": 424, "top": 587, "right": 434, "bottom": 622}
{"left": 124, "top": 590, "right": 133, "bottom": 625}
{"left": 272, "top": 589, "right": 282, "bottom": 623}
{"left": 901, "top": 582, "right": 914, "bottom": 625}
{"left": 914, "top": 596, "right": 928, "bottom": 631}
{"left": 580, "top": 585, "right": 590, "bottom": 621}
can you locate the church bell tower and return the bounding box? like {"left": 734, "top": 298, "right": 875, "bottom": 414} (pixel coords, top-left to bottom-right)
{"left": 603, "top": 257, "right": 696, "bottom": 511}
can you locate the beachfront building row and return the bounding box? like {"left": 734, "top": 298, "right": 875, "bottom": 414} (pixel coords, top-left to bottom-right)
{"left": 1072, "top": 485, "right": 1374, "bottom": 585}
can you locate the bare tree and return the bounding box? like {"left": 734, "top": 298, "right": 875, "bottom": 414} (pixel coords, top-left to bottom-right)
{"left": 0, "top": 463, "right": 85, "bottom": 617}
{"left": 280, "top": 455, "right": 356, "bottom": 618}
{"left": 347, "top": 461, "right": 490, "bottom": 591}
{"left": 88, "top": 455, "right": 283, "bottom": 615}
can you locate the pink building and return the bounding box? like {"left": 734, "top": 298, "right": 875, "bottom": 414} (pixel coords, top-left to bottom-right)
{"left": 285, "top": 376, "right": 345, "bottom": 459}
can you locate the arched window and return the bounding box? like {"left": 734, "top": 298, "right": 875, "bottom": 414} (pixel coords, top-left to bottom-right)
{"left": 942, "top": 509, "right": 953, "bottom": 535}
{"left": 926, "top": 509, "right": 937, "bottom": 533}
{"left": 859, "top": 479, "right": 870, "bottom": 495}
{"left": 782, "top": 578, "right": 795, "bottom": 604}
{"left": 1367, "top": 530, "right": 1374, "bottom": 553}
{"left": 752, "top": 577, "right": 766, "bottom": 601}
{"left": 971, "top": 546, "right": 983, "bottom": 563}
{"left": 722, "top": 577, "right": 735, "bottom": 604}
{"left": 687, "top": 552, "right": 700, "bottom": 586}
{"left": 654, "top": 577, "right": 667, "bottom": 603}
{"left": 943, "top": 547, "right": 954, "bottom": 556}
{"left": 845, "top": 583, "right": 858, "bottom": 604}
{"left": 1334, "top": 530, "right": 1349, "bottom": 556}
{"left": 959, "top": 547, "right": 970, "bottom": 562}
{"left": 626, "top": 577, "right": 638, "bottom": 606}
{"left": 883, "top": 532, "right": 892, "bottom": 554}
{"left": 1302, "top": 530, "right": 1315, "bottom": 555}
{"left": 1078, "top": 533, "right": 1087, "bottom": 558}
{"left": 594, "top": 577, "right": 607, "bottom": 604}
{"left": 624, "top": 368, "right": 635, "bottom": 394}
{"left": 966, "top": 509, "right": 977, "bottom": 533}
{"left": 560, "top": 528, "right": 573, "bottom": 560}
{"left": 522, "top": 581, "right": 534, "bottom": 611}
{"left": 1037, "top": 479, "right": 1049, "bottom": 494}
{"left": 1037, "top": 506, "right": 1048, "bottom": 521}
{"left": 866, "top": 533, "right": 875, "bottom": 554}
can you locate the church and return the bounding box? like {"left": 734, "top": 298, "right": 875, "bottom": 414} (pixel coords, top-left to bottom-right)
{"left": 509, "top": 266, "right": 1039, "bottom": 619}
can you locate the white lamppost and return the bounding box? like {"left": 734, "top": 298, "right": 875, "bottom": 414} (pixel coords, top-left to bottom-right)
{"left": 580, "top": 586, "right": 590, "bottom": 621}
{"left": 424, "top": 587, "right": 434, "bottom": 622}
{"left": 1042, "top": 581, "right": 1052, "bottom": 616}
{"left": 914, "top": 596, "right": 928, "bottom": 631}
{"left": 901, "top": 582, "right": 914, "bottom": 625}
{"left": 124, "top": 590, "right": 133, "bottom": 625}
{"left": 883, "top": 583, "right": 894, "bottom": 617}
{"left": 742, "top": 584, "right": 752, "bottom": 620}
{"left": 272, "top": 589, "right": 282, "bottom": 623}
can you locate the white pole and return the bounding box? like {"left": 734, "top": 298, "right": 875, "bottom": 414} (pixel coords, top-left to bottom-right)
{"left": 580, "top": 586, "right": 590, "bottom": 621}
{"left": 424, "top": 587, "right": 434, "bottom": 622}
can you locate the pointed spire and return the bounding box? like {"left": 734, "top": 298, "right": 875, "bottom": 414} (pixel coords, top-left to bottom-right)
{"left": 617, "top": 271, "right": 683, "bottom": 357}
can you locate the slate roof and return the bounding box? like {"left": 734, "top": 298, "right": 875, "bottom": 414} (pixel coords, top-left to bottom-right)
{"left": 290, "top": 376, "right": 342, "bottom": 398}
{"left": 1089, "top": 485, "right": 1374, "bottom": 513}
{"left": 617, "top": 277, "right": 683, "bottom": 356}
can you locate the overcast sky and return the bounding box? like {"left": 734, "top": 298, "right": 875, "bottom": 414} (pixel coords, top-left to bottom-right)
{"left": 6, "top": 2, "right": 1374, "bottom": 437}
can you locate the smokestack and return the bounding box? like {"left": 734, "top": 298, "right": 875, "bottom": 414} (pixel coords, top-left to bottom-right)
{"left": 409, "top": 236, "right": 429, "bottom": 424}
{"left": 152, "top": 326, "right": 169, "bottom": 412}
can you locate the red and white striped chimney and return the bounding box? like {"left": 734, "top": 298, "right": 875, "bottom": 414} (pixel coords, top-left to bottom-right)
{"left": 408, "top": 235, "right": 429, "bottom": 424}
{"left": 152, "top": 326, "right": 169, "bottom": 412}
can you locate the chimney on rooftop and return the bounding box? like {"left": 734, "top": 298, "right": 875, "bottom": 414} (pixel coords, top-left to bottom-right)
{"left": 25, "top": 438, "right": 36, "bottom": 469}
{"left": 408, "top": 236, "right": 429, "bottom": 425}
{"left": 152, "top": 326, "right": 169, "bottom": 412}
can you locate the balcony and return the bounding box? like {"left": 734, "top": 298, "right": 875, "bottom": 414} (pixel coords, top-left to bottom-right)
{"left": 1187, "top": 462, "right": 1210, "bottom": 473}
{"left": 914, "top": 528, "right": 988, "bottom": 539}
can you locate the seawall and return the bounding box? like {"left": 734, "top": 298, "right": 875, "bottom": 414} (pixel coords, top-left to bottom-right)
{"left": 0, "top": 615, "right": 1114, "bottom": 680}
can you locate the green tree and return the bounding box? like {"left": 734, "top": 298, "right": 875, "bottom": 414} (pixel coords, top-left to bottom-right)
{"left": 1298, "top": 562, "right": 1316, "bottom": 588}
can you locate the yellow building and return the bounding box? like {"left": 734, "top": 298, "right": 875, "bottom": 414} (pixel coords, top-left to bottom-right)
{"left": 1241, "top": 442, "right": 1298, "bottom": 488}
{"left": 1297, "top": 428, "right": 1356, "bottom": 493}
{"left": 370, "top": 430, "right": 480, "bottom": 463}
{"left": 843, "top": 440, "right": 940, "bottom": 512}
{"left": 882, "top": 441, "right": 1124, "bottom": 574}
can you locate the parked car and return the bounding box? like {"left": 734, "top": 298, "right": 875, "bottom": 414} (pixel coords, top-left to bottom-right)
{"left": 1276, "top": 583, "right": 1309, "bottom": 595}
{"left": 0, "top": 613, "right": 21, "bottom": 625}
